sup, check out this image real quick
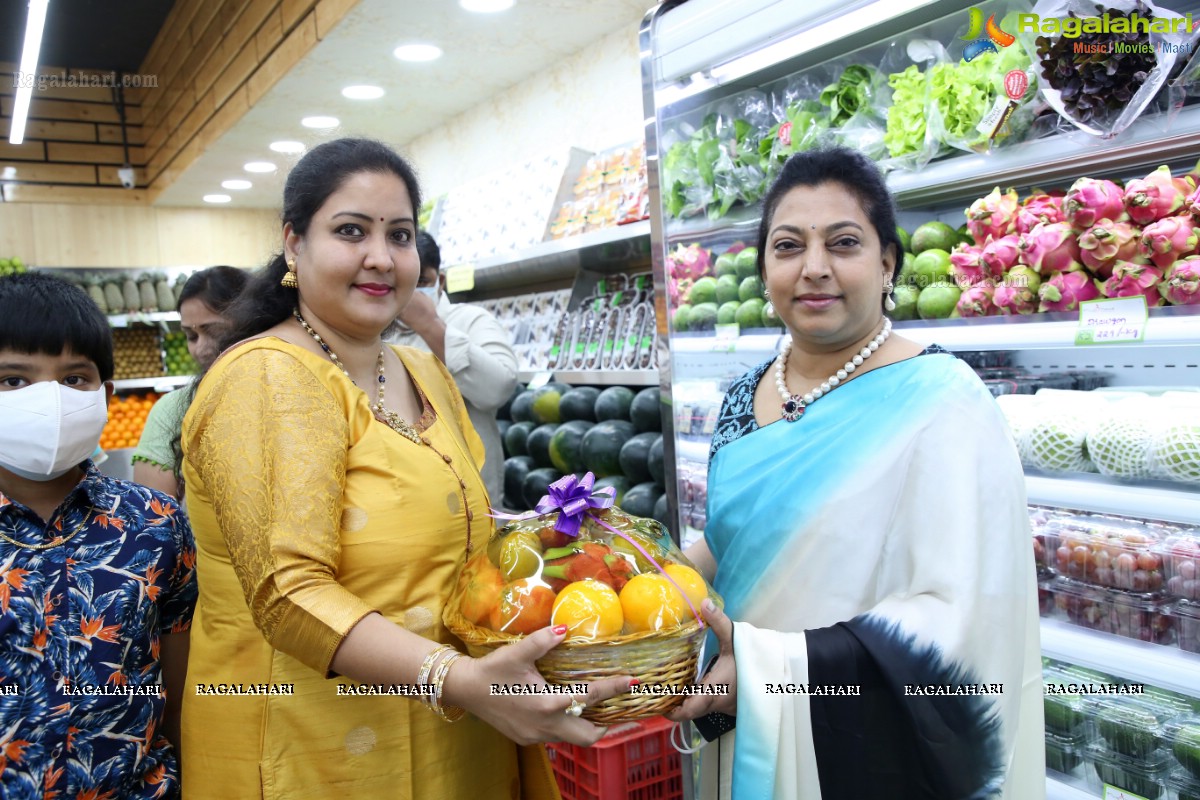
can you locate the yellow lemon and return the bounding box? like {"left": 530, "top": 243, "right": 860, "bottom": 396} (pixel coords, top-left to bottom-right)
{"left": 551, "top": 579, "right": 624, "bottom": 640}
{"left": 664, "top": 564, "right": 708, "bottom": 610}
{"left": 619, "top": 573, "right": 688, "bottom": 633}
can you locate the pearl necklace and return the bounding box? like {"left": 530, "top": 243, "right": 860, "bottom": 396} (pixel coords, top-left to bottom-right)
{"left": 293, "top": 309, "right": 422, "bottom": 444}
{"left": 775, "top": 318, "right": 892, "bottom": 422}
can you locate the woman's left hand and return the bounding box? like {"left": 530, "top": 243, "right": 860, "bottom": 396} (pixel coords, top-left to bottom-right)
{"left": 667, "top": 599, "right": 737, "bottom": 720}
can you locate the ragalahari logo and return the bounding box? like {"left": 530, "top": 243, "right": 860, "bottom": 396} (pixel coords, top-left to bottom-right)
{"left": 961, "top": 7, "right": 1016, "bottom": 61}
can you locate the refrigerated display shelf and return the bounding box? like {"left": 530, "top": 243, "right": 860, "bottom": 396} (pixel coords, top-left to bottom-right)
{"left": 894, "top": 308, "right": 1200, "bottom": 352}
{"left": 454, "top": 220, "right": 652, "bottom": 295}
{"left": 1040, "top": 618, "right": 1200, "bottom": 699}
{"left": 1046, "top": 775, "right": 1094, "bottom": 800}
{"left": 113, "top": 376, "right": 191, "bottom": 393}
{"left": 517, "top": 369, "right": 658, "bottom": 387}
{"left": 108, "top": 311, "right": 180, "bottom": 328}
{"left": 1026, "top": 472, "right": 1200, "bottom": 527}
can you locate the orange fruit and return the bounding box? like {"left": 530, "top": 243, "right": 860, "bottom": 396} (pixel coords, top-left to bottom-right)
{"left": 619, "top": 573, "right": 688, "bottom": 633}
{"left": 664, "top": 564, "right": 708, "bottom": 610}
{"left": 551, "top": 579, "right": 623, "bottom": 640}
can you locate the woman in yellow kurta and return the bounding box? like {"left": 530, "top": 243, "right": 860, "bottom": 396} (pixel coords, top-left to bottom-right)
{"left": 180, "top": 138, "right": 630, "bottom": 799}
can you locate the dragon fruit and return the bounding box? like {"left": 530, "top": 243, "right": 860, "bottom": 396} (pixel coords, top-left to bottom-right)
{"left": 1015, "top": 192, "right": 1065, "bottom": 234}
{"left": 668, "top": 243, "right": 713, "bottom": 282}
{"left": 1100, "top": 262, "right": 1165, "bottom": 306}
{"left": 1018, "top": 222, "right": 1083, "bottom": 275}
{"left": 1038, "top": 269, "right": 1100, "bottom": 313}
{"left": 1123, "top": 166, "right": 1189, "bottom": 226}
{"left": 965, "top": 187, "right": 1019, "bottom": 245}
{"left": 949, "top": 243, "right": 988, "bottom": 287}
{"left": 993, "top": 266, "right": 1041, "bottom": 315}
{"left": 669, "top": 277, "right": 693, "bottom": 306}
{"left": 1063, "top": 177, "right": 1128, "bottom": 230}
{"left": 1138, "top": 215, "right": 1200, "bottom": 269}
{"left": 956, "top": 282, "right": 995, "bottom": 317}
{"left": 1186, "top": 183, "right": 1200, "bottom": 221}
{"left": 980, "top": 234, "right": 1022, "bottom": 280}
{"left": 1159, "top": 257, "right": 1200, "bottom": 305}
{"left": 1078, "top": 219, "right": 1144, "bottom": 278}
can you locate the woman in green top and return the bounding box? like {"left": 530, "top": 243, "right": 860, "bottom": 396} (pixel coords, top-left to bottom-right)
{"left": 133, "top": 266, "right": 248, "bottom": 498}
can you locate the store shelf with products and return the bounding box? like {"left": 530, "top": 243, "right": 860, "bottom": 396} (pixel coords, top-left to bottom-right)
{"left": 1026, "top": 471, "right": 1200, "bottom": 527}
{"left": 517, "top": 369, "right": 657, "bottom": 387}
{"left": 1040, "top": 619, "right": 1199, "bottom": 700}
{"left": 454, "top": 220, "right": 652, "bottom": 297}
{"left": 107, "top": 311, "right": 180, "bottom": 328}
{"left": 1045, "top": 775, "right": 1094, "bottom": 800}
{"left": 112, "top": 375, "right": 192, "bottom": 393}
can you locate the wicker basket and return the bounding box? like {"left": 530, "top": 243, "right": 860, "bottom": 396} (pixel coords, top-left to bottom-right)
{"left": 445, "top": 603, "right": 706, "bottom": 723}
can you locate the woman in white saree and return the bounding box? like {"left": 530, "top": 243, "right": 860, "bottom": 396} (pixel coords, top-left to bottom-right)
{"left": 669, "top": 148, "right": 1045, "bottom": 800}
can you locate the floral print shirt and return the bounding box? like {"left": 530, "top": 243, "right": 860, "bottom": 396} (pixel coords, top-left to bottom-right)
{"left": 0, "top": 462, "right": 196, "bottom": 799}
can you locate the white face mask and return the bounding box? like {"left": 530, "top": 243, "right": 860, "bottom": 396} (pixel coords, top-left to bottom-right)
{"left": 415, "top": 286, "right": 439, "bottom": 302}
{"left": 0, "top": 382, "right": 109, "bottom": 481}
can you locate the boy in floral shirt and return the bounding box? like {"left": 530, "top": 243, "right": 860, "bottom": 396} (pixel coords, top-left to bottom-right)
{"left": 0, "top": 273, "right": 196, "bottom": 799}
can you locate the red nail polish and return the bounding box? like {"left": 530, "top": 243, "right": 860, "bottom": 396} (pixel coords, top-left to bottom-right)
{"left": 553, "top": 625, "right": 568, "bottom": 636}
{"left": 629, "top": 679, "right": 640, "bottom": 687}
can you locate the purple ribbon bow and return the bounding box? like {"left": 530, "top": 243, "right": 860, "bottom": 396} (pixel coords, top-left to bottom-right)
{"left": 534, "top": 472, "right": 615, "bottom": 537}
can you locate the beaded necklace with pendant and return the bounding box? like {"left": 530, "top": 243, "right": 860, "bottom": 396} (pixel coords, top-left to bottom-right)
{"left": 775, "top": 317, "right": 892, "bottom": 422}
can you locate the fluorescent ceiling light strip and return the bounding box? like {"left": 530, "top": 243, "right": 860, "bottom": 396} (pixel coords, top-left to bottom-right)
{"left": 9, "top": 0, "right": 51, "bottom": 145}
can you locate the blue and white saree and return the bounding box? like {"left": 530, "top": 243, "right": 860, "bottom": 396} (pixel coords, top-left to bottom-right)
{"left": 701, "top": 351, "right": 1044, "bottom": 800}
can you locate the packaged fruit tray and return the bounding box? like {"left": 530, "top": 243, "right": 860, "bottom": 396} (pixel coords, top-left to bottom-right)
{"left": 1173, "top": 600, "right": 1200, "bottom": 655}
{"left": 1045, "top": 728, "right": 1092, "bottom": 778}
{"left": 1043, "top": 577, "right": 1176, "bottom": 646}
{"left": 1046, "top": 513, "right": 1168, "bottom": 594}
{"left": 444, "top": 474, "right": 719, "bottom": 723}
{"left": 1088, "top": 743, "right": 1173, "bottom": 800}
{"left": 1163, "top": 532, "right": 1200, "bottom": 603}
{"left": 1167, "top": 715, "right": 1200, "bottom": 784}
{"left": 1171, "top": 768, "right": 1200, "bottom": 800}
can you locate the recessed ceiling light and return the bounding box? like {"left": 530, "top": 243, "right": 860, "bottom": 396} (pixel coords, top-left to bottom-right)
{"left": 221, "top": 179, "right": 252, "bottom": 190}
{"left": 269, "top": 140, "right": 305, "bottom": 154}
{"left": 301, "top": 115, "right": 340, "bottom": 129}
{"left": 244, "top": 161, "right": 277, "bottom": 173}
{"left": 204, "top": 194, "right": 232, "bottom": 204}
{"left": 342, "top": 85, "right": 385, "bottom": 100}
{"left": 460, "top": 0, "right": 514, "bottom": 11}
{"left": 393, "top": 43, "right": 442, "bottom": 62}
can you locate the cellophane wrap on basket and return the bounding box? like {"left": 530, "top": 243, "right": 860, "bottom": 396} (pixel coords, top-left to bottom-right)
{"left": 443, "top": 472, "right": 722, "bottom": 722}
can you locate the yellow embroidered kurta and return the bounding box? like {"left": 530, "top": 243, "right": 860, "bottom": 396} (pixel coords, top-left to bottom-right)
{"left": 180, "top": 338, "right": 558, "bottom": 800}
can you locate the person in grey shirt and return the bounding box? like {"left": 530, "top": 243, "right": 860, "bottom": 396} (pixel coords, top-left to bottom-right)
{"left": 388, "top": 233, "right": 518, "bottom": 506}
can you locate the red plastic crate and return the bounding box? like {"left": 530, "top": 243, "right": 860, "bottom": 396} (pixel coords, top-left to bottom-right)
{"left": 547, "top": 716, "right": 683, "bottom": 800}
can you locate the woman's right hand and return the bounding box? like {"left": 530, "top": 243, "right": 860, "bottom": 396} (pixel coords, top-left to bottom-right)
{"left": 442, "top": 625, "right": 634, "bottom": 747}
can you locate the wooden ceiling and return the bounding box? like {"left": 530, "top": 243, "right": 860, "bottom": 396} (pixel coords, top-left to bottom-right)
{"left": 0, "top": 0, "right": 359, "bottom": 205}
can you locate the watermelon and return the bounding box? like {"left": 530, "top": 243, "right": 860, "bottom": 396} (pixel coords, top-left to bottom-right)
{"left": 594, "top": 386, "right": 634, "bottom": 422}
{"left": 526, "top": 423, "right": 559, "bottom": 469}
{"left": 647, "top": 434, "right": 665, "bottom": 486}
{"left": 509, "top": 391, "right": 535, "bottom": 423}
{"left": 629, "top": 387, "right": 662, "bottom": 433}
{"left": 618, "top": 432, "right": 658, "bottom": 485}
{"left": 581, "top": 420, "right": 636, "bottom": 477}
{"left": 593, "top": 475, "right": 632, "bottom": 506}
{"left": 652, "top": 493, "right": 670, "bottom": 528}
{"left": 558, "top": 387, "right": 601, "bottom": 422}
{"left": 549, "top": 420, "right": 594, "bottom": 474}
{"left": 531, "top": 384, "right": 569, "bottom": 424}
{"left": 620, "top": 482, "right": 664, "bottom": 518}
{"left": 503, "top": 421, "right": 536, "bottom": 458}
{"left": 503, "top": 456, "right": 536, "bottom": 510}
{"left": 497, "top": 383, "right": 525, "bottom": 421}
{"left": 522, "top": 467, "right": 565, "bottom": 510}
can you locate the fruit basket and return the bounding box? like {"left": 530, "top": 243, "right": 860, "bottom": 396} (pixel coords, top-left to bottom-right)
{"left": 444, "top": 473, "right": 719, "bottom": 723}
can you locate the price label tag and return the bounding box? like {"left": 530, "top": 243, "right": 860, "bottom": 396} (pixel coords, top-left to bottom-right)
{"left": 153, "top": 382, "right": 178, "bottom": 393}
{"left": 715, "top": 323, "right": 739, "bottom": 340}
{"left": 1075, "top": 296, "right": 1148, "bottom": 346}
{"left": 526, "top": 371, "right": 552, "bottom": 390}
{"left": 701, "top": 404, "right": 719, "bottom": 436}
{"left": 444, "top": 264, "right": 475, "bottom": 294}
{"left": 676, "top": 404, "right": 694, "bottom": 434}
{"left": 1103, "top": 785, "right": 1151, "bottom": 800}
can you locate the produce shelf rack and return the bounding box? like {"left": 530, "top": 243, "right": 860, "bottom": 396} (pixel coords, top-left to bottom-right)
{"left": 1040, "top": 619, "right": 1200, "bottom": 701}
{"left": 517, "top": 369, "right": 658, "bottom": 386}
{"left": 1026, "top": 472, "right": 1200, "bottom": 528}
{"left": 111, "top": 375, "right": 192, "bottom": 393}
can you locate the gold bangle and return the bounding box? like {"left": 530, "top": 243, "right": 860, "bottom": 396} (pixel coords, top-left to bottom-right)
{"left": 430, "top": 652, "right": 466, "bottom": 722}
{"left": 417, "top": 644, "right": 453, "bottom": 700}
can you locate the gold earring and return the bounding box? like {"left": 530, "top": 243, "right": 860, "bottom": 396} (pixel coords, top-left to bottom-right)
{"left": 281, "top": 259, "right": 298, "bottom": 289}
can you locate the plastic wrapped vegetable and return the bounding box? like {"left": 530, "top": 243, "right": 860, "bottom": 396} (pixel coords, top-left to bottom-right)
{"left": 444, "top": 472, "right": 721, "bottom": 722}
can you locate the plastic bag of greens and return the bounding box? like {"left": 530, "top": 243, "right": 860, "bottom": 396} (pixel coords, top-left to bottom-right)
{"left": 877, "top": 39, "right": 946, "bottom": 173}
{"left": 759, "top": 74, "right": 834, "bottom": 178}
{"left": 1017, "top": 0, "right": 1191, "bottom": 138}
{"left": 816, "top": 60, "right": 890, "bottom": 161}
{"left": 660, "top": 123, "right": 715, "bottom": 220}
{"left": 925, "top": 9, "right": 1043, "bottom": 155}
